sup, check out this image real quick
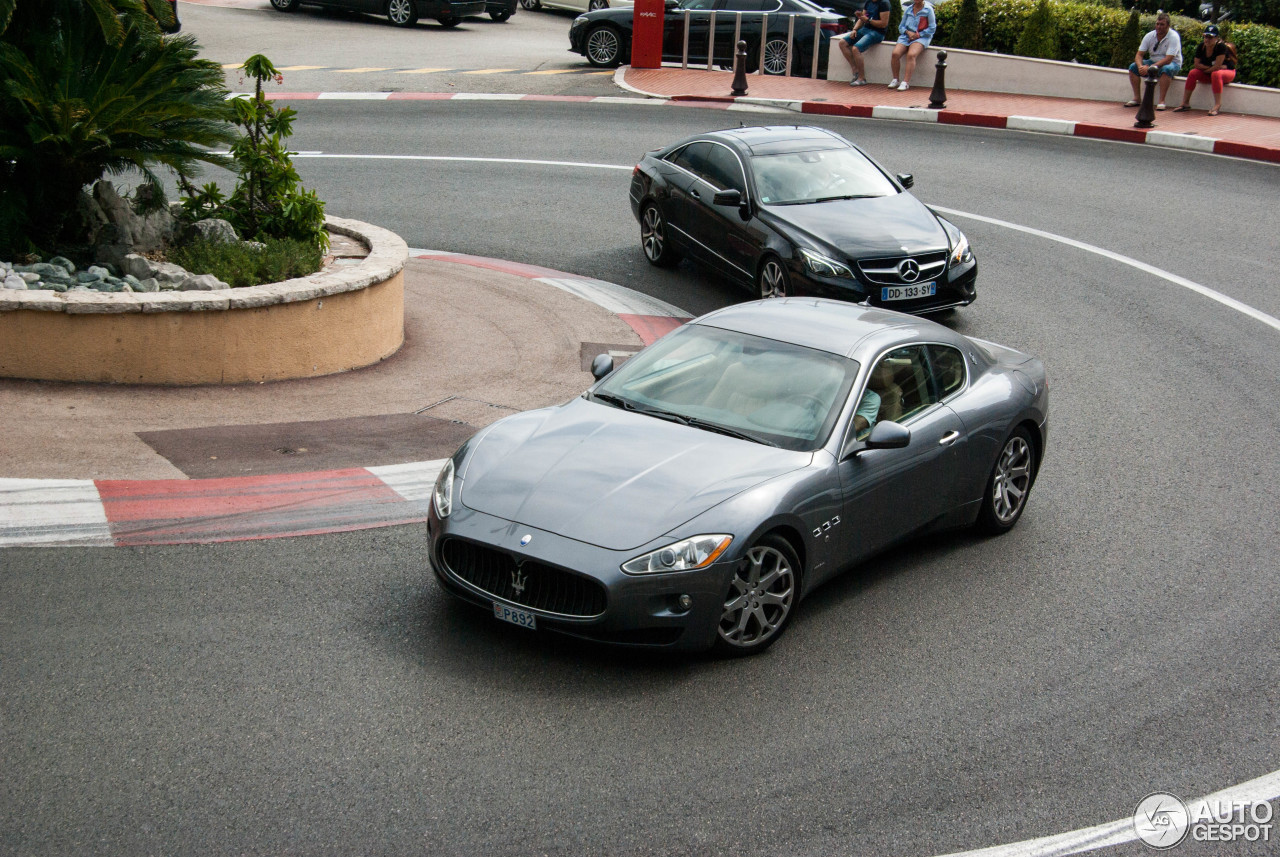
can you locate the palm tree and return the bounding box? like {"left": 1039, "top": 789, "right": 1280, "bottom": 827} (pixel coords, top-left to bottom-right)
{"left": 0, "top": 1, "right": 234, "bottom": 254}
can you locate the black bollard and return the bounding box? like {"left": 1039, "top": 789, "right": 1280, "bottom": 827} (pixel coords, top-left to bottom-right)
{"left": 731, "top": 39, "right": 749, "bottom": 97}
{"left": 1134, "top": 68, "right": 1158, "bottom": 128}
{"left": 927, "top": 50, "right": 948, "bottom": 109}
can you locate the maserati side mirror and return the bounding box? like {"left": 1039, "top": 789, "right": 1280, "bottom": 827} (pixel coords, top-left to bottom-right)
{"left": 590, "top": 353, "right": 614, "bottom": 381}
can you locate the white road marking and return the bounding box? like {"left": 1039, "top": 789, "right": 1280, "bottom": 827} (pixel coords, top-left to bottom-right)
{"left": 0, "top": 479, "right": 113, "bottom": 547}
{"left": 367, "top": 460, "right": 445, "bottom": 506}
{"left": 932, "top": 206, "right": 1280, "bottom": 334}
{"left": 935, "top": 770, "right": 1280, "bottom": 857}
{"left": 290, "top": 153, "right": 632, "bottom": 171}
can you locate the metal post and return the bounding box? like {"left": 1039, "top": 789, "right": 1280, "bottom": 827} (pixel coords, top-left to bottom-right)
{"left": 731, "top": 39, "right": 749, "bottom": 96}
{"left": 928, "top": 49, "right": 948, "bottom": 109}
{"left": 757, "top": 13, "right": 768, "bottom": 75}
{"left": 785, "top": 15, "right": 795, "bottom": 76}
{"left": 811, "top": 16, "right": 820, "bottom": 79}
{"left": 682, "top": 10, "right": 691, "bottom": 69}
{"left": 707, "top": 10, "right": 716, "bottom": 72}
{"left": 1134, "top": 68, "right": 1158, "bottom": 128}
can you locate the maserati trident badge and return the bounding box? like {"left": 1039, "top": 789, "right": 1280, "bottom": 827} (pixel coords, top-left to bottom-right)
{"left": 511, "top": 565, "right": 527, "bottom": 596}
{"left": 520, "top": 534, "right": 532, "bottom": 546}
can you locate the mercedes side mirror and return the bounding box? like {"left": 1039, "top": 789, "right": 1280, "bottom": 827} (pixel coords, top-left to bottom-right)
{"left": 897, "top": 173, "right": 914, "bottom": 189}
{"left": 713, "top": 188, "right": 741, "bottom": 206}
{"left": 590, "top": 353, "right": 614, "bottom": 381}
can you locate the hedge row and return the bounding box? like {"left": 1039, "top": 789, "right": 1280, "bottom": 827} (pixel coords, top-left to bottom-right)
{"left": 930, "top": 0, "right": 1280, "bottom": 88}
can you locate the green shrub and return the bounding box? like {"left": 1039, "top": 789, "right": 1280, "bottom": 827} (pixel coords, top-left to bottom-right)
{"left": 1110, "top": 8, "right": 1141, "bottom": 68}
{"left": 168, "top": 236, "right": 324, "bottom": 288}
{"left": 952, "top": 0, "right": 985, "bottom": 50}
{"left": 1015, "top": 0, "right": 1061, "bottom": 58}
{"left": 932, "top": 0, "right": 1280, "bottom": 86}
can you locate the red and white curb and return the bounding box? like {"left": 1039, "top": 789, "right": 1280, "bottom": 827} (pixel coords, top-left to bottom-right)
{"left": 667, "top": 94, "right": 1280, "bottom": 163}
{"left": 0, "top": 255, "right": 689, "bottom": 548}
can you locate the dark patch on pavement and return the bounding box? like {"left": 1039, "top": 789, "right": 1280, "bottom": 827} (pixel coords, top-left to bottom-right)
{"left": 138, "top": 414, "right": 477, "bottom": 478}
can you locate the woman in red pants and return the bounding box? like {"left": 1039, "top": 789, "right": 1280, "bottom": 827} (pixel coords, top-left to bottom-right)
{"left": 1174, "top": 25, "right": 1236, "bottom": 116}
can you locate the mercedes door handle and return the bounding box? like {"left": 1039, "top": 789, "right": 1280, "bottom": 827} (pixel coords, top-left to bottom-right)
{"left": 939, "top": 431, "right": 960, "bottom": 446}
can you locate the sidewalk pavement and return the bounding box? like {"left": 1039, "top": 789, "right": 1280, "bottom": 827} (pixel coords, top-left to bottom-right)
{"left": 619, "top": 67, "right": 1280, "bottom": 163}
{"left": 5, "top": 66, "right": 1277, "bottom": 547}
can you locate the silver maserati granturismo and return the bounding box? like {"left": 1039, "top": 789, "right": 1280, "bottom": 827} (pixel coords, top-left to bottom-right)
{"left": 428, "top": 298, "right": 1047, "bottom": 655}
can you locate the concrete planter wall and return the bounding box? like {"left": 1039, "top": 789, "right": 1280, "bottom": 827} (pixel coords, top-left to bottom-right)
{"left": 0, "top": 217, "right": 408, "bottom": 386}
{"left": 827, "top": 46, "right": 1280, "bottom": 118}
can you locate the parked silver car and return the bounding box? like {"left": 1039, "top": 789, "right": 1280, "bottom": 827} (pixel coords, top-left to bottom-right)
{"left": 429, "top": 298, "right": 1048, "bottom": 655}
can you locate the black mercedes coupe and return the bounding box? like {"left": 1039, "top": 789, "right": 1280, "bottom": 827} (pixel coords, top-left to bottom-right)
{"left": 629, "top": 125, "right": 978, "bottom": 315}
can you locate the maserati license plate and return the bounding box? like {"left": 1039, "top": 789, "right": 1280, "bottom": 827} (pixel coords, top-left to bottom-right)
{"left": 882, "top": 282, "right": 936, "bottom": 301}
{"left": 494, "top": 601, "right": 537, "bottom": 630}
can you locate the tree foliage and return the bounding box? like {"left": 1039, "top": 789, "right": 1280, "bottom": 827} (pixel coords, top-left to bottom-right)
{"left": 0, "top": 0, "right": 235, "bottom": 255}
{"left": 1013, "top": 0, "right": 1060, "bottom": 59}
{"left": 952, "top": 0, "right": 985, "bottom": 50}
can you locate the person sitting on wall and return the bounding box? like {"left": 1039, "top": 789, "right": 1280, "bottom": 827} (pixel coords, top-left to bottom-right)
{"left": 838, "top": 0, "right": 891, "bottom": 87}
{"left": 1174, "top": 24, "right": 1236, "bottom": 115}
{"left": 888, "top": 0, "right": 936, "bottom": 92}
{"left": 1125, "top": 11, "right": 1182, "bottom": 111}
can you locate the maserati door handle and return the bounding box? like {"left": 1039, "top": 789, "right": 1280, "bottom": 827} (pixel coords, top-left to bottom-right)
{"left": 939, "top": 431, "right": 960, "bottom": 445}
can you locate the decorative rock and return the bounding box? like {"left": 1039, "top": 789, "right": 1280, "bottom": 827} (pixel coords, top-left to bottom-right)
{"left": 121, "top": 254, "right": 156, "bottom": 280}
{"left": 47, "top": 256, "right": 75, "bottom": 274}
{"left": 4, "top": 275, "right": 28, "bottom": 290}
{"left": 43, "top": 281, "right": 68, "bottom": 293}
{"left": 134, "top": 278, "right": 160, "bottom": 293}
{"left": 19, "top": 272, "right": 41, "bottom": 284}
{"left": 189, "top": 218, "right": 239, "bottom": 244}
{"left": 30, "top": 263, "right": 66, "bottom": 279}
{"left": 76, "top": 271, "right": 104, "bottom": 284}
{"left": 87, "top": 265, "right": 112, "bottom": 280}
{"left": 179, "top": 273, "right": 231, "bottom": 291}
{"left": 86, "top": 181, "right": 176, "bottom": 269}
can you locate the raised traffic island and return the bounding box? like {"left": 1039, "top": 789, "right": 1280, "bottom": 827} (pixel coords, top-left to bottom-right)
{"left": 0, "top": 217, "right": 407, "bottom": 386}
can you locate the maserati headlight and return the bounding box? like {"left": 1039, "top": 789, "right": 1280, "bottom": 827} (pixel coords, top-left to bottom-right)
{"left": 432, "top": 459, "right": 455, "bottom": 519}
{"left": 799, "top": 248, "right": 854, "bottom": 279}
{"left": 573, "top": 14, "right": 588, "bottom": 24}
{"left": 621, "top": 534, "right": 733, "bottom": 575}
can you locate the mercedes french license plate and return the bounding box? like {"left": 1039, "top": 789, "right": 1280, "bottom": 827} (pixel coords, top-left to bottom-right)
{"left": 882, "top": 282, "right": 936, "bottom": 301}
{"left": 494, "top": 601, "right": 537, "bottom": 630}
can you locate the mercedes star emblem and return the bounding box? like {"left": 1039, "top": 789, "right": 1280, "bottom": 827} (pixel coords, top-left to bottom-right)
{"left": 897, "top": 259, "right": 921, "bottom": 282}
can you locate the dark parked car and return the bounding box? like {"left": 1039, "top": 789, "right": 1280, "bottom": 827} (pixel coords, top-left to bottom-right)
{"left": 630, "top": 125, "right": 978, "bottom": 314}
{"left": 428, "top": 298, "right": 1047, "bottom": 655}
{"left": 269, "top": 0, "right": 487, "bottom": 27}
{"left": 569, "top": 0, "right": 847, "bottom": 74}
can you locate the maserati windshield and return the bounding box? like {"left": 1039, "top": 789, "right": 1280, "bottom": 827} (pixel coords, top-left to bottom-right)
{"left": 592, "top": 324, "right": 859, "bottom": 451}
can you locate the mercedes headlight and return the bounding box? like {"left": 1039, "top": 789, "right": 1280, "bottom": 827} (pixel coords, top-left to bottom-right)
{"left": 621, "top": 534, "right": 733, "bottom": 575}
{"left": 432, "top": 459, "right": 455, "bottom": 519}
{"left": 941, "top": 219, "right": 973, "bottom": 266}
{"left": 799, "top": 248, "right": 854, "bottom": 279}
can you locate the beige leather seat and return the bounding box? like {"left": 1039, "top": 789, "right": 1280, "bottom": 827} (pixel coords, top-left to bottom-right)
{"left": 869, "top": 361, "right": 904, "bottom": 423}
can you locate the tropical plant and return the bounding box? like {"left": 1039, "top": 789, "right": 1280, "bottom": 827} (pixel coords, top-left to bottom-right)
{"left": 0, "top": 5, "right": 236, "bottom": 256}
{"left": 178, "top": 54, "right": 328, "bottom": 250}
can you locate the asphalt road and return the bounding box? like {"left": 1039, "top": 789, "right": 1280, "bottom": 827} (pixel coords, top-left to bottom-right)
{"left": 3, "top": 5, "right": 1280, "bottom": 856}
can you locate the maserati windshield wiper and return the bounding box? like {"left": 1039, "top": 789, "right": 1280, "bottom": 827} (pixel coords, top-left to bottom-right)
{"left": 813, "top": 194, "right": 875, "bottom": 203}
{"left": 591, "top": 391, "right": 634, "bottom": 410}
{"left": 683, "top": 417, "right": 779, "bottom": 447}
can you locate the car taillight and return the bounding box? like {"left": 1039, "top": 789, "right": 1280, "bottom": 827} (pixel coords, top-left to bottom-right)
{"left": 632, "top": 165, "right": 640, "bottom": 175}
{"left": 821, "top": 21, "right": 848, "bottom": 33}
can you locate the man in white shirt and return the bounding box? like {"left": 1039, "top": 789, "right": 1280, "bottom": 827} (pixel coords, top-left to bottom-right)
{"left": 1126, "top": 12, "right": 1182, "bottom": 110}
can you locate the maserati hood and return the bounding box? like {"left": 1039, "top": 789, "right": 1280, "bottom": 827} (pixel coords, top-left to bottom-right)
{"left": 769, "top": 192, "right": 947, "bottom": 257}
{"left": 459, "top": 398, "right": 810, "bottom": 551}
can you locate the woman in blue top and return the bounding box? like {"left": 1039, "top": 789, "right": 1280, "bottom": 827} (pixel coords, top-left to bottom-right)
{"left": 889, "top": 0, "right": 936, "bottom": 91}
